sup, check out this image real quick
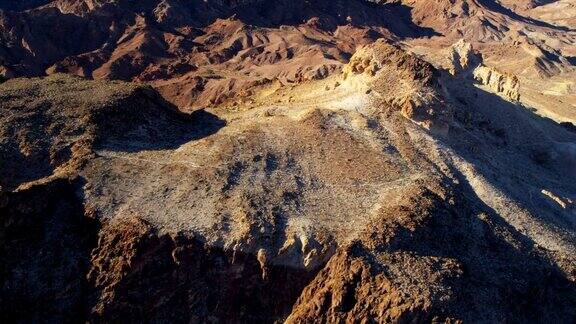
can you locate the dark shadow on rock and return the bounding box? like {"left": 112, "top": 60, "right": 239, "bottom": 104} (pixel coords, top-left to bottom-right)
{"left": 218, "top": 0, "right": 440, "bottom": 38}
{"left": 107, "top": 0, "right": 439, "bottom": 38}
{"left": 0, "top": 175, "right": 322, "bottom": 323}
{"left": 0, "top": 177, "right": 99, "bottom": 323}
{"left": 561, "top": 121, "right": 576, "bottom": 133}
{"left": 0, "top": 7, "right": 115, "bottom": 77}
{"left": 477, "top": 0, "right": 575, "bottom": 32}
{"left": 0, "top": 0, "right": 53, "bottom": 11}
{"left": 96, "top": 89, "right": 227, "bottom": 153}
{"left": 0, "top": 0, "right": 440, "bottom": 80}
{"left": 0, "top": 84, "right": 226, "bottom": 191}
{"left": 87, "top": 220, "right": 324, "bottom": 323}
{"left": 441, "top": 70, "right": 576, "bottom": 237}
{"left": 399, "top": 169, "right": 576, "bottom": 322}
{"left": 0, "top": 100, "right": 69, "bottom": 191}
{"left": 0, "top": 144, "right": 55, "bottom": 191}
{"left": 565, "top": 56, "right": 576, "bottom": 66}
{"left": 323, "top": 174, "right": 576, "bottom": 321}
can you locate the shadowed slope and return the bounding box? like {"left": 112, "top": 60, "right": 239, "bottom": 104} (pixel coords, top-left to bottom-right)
{"left": 0, "top": 74, "right": 224, "bottom": 191}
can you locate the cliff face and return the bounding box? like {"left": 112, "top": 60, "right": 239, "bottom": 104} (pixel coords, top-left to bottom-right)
{"left": 0, "top": 178, "right": 97, "bottom": 322}
{"left": 449, "top": 40, "right": 521, "bottom": 102}
{"left": 473, "top": 65, "right": 521, "bottom": 101}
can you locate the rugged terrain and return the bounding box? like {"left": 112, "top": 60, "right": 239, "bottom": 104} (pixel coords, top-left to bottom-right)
{"left": 1, "top": 0, "right": 576, "bottom": 323}
{"left": 1, "top": 0, "right": 575, "bottom": 121}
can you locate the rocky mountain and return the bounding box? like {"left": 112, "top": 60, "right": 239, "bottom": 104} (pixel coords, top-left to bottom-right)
{"left": 1, "top": 0, "right": 575, "bottom": 323}
{"left": 2, "top": 0, "right": 573, "bottom": 119}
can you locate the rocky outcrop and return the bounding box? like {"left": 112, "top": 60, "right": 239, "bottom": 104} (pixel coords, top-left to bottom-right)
{"left": 87, "top": 217, "right": 323, "bottom": 322}
{"left": 448, "top": 40, "right": 482, "bottom": 74}
{"left": 343, "top": 39, "right": 452, "bottom": 134}
{"left": 0, "top": 0, "right": 431, "bottom": 110}
{"left": 449, "top": 40, "right": 521, "bottom": 101}
{"left": 1, "top": 2, "right": 576, "bottom": 322}
{"left": 1, "top": 0, "right": 574, "bottom": 118}
{"left": 473, "top": 65, "right": 521, "bottom": 101}
{"left": 287, "top": 180, "right": 576, "bottom": 323}
{"left": 1, "top": 48, "right": 576, "bottom": 322}
{"left": 2, "top": 169, "right": 574, "bottom": 322}
{"left": 0, "top": 178, "right": 323, "bottom": 323}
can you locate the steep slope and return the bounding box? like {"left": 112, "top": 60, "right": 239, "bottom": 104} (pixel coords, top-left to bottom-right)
{"left": 401, "top": 0, "right": 576, "bottom": 122}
